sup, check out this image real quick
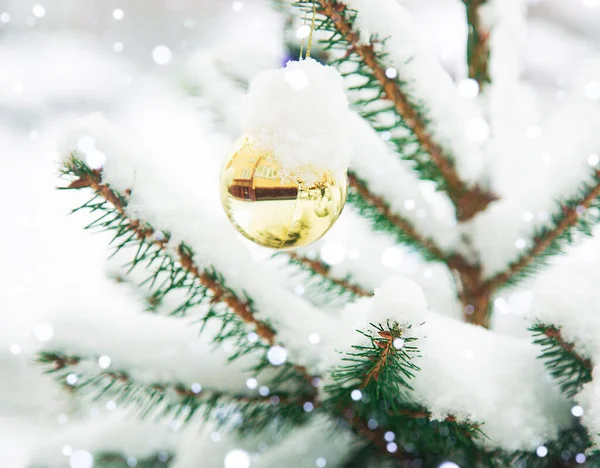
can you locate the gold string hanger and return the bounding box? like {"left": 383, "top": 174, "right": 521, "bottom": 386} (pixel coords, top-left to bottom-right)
{"left": 299, "top": 2, "right": 317, "bottom": 60}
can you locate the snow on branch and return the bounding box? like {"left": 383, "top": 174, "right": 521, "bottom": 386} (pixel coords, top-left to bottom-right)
{"left": 25, "top": 413, "right": 178, "bottom": 468}
{"left": 306, "top": 0, "right": 496, "bottom": 221}
{"left": 483, "top": 172, "right": 600, "bottom": 290}
{"left": 37, "top": 351, "right": 309, "bottom": 435}
{"left": 61, "top": 157, "right": 316, "bottom": 394}
{"left": 60, "top": 120, "right": 450, "bottom": 462}
{"left": 530, "top": 323, "right": 593, "bottom": 398}
{"left": 284, "top": 209, "right": 463, "bottom": 321}
{"left": 576, "top": 368, "right": 600, "bottom": 454}
{"left": 346, "top": 112, "right": 460, "bottom": 257}
{"left": 348, "top": 173, "right": 448, "bottom": 262}
{"left": 61, "top": 112, "right": 358, "bottom": 377}
{"left": 347, "top": 277, "right": 572, "bottom": 452}
{"left": 322, "top": 320, "right": 488, "bottom": 465}
{"left": 324, "top": 290, "right": 451, "bottom": 464}
{"left": 285, "top": 252, "right": 371, "bottom": 299}
{"left": 519, "top": 240, "right": 600, "bottom": 399}
{"left": 486, "top": 0, "right": 527, "bottom": 100}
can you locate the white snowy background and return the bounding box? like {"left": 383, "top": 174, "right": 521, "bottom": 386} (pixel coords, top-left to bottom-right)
{"left": 2, "top": 0, "right": 600, "bottom": 467}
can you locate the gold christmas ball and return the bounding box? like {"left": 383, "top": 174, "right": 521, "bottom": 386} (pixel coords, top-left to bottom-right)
{"left": 220, "top": 138, "right": 347, "bottom": 249}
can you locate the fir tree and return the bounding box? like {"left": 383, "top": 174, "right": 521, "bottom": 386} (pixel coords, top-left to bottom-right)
{"left": 3, "top": 0, "right": 600, "bottom": 467}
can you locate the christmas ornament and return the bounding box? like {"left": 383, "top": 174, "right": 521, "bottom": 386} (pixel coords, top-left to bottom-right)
{"left": 220, "top": 10, "right": 351, "bottom": 250}
{"left": 220, "top": 137, "right": 347, "bottom": 249}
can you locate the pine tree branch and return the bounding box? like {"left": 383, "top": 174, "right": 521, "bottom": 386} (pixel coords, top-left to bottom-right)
{"left": 297, "top": 170, "right": 494, "bottom": 327}
{"left": 338, "top": 325, "right": 478, "bottom": 427}
{"left": 32, "top": 452, "right": 173, "bottom": 467}
{"left": 348, "top": 172, "right": 447, "bottom": 262}
{"left": 323, "top": 322, "right": 421, "bottom": 461}
{"left": 350, "top": 174, "right": 494, "bottom": 328}
{"left": 88, "top": 451, "right": 173, "bottom": 468}
{"left": 484, "top": 173, "right": 600, "bottom": 291}
{"left": 326, "top": 321, "right": 420, "bottom": 402}
{"left": 464, "top": 0, "right": 491, "bottom": 90}
{"left": 360, "top": 328, "right": 399, "bottom": 390}
{"left": 40, "top": 347, "right": 478, "bottom": 460}
{"left": 38, "top": 351, "right": 311, "bottom": 432}
{"left": 62, "top": 156, "right": 479, "bottom": 463}
{"left": 542, "top": 327, "right": 592, "bottom": 372}
{"left": 312, "top": 0, "right": 496, "bottom": 221}
{"left": 530, "top": 323, "right": 593, "bottom": 398}
{"left": 286, "top": 252, "right": 371, "bottom": 298}
{"left": 323, "top": 322, "right": 488, "bottom": 465}
{"left": 66, "top": 165, "right": 273, "bottom": 343}
{"left": 61, "top": 157, "right": 315, "bottom": 389}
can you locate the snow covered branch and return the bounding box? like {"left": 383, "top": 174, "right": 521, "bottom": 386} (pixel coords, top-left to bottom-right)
{"left": 531, "top": 323, "right": 593, "bottom": 398}
{"left": 286, "top": 252, "right": 371, "bottom": 298}
{"left": 91, "top": 453, "right": 173, "bottom": 468}
{"left": 62, "top": 154, "right": 454, "bottom": 463}
{"left": 326, "top": 321, "right": 419, "bottom": 400}
{"left": 348, "top": 173, "right": 449, "bottom": 262}
{"left": 484, "top": 172, "right": 600, "bottom": 290}
{"left": 464, "top": 0, "right": 491, "bottom": 89}
{"left": 37, "top": 351, "right": 310, "bottom": 434}
{"left": 61, "top": 157, "right": 316, "bottom": 392}
{"left": 309, "top": 0, "right": 496, "bottom": 221}
{"left": 354, "top": 278, "right": 571, "bottom": 454}
{"left": 323, "top": 320, "right": 487, "bottom": 465}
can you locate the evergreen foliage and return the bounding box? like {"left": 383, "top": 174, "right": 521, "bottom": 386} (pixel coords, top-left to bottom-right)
{"left": 33, "top": 452, "right": 173, "bottom": 468}
{"left": 487, "top": 172, "right": 600, "bottom": 289}
{"left": 323, "top": 322, "right": 491, "bottom": 467}
{"left": 37, "top": 1, "right": 600, "bottom": 465}
{"left": 58, "top": 156, "right": 481, "bottom": 465}
{"left": 282, "top": 251, "right": 368, "bottom": 305}
{"left": 38, "top": 352, "right": 310, "bottom": 435}
{"left": 294, "top": 1, "right": 453, "bottom": 191}
{"left": 347, "top": 173, "right": 446, "bottom": 263}
{"left": 60, "top": 156, "right": 314, "bottom": 397}
{"left": 92, "top": 453, "right": 172, "bottom": 468}
{"left": 530, "top": 323, "right": 593, "bottom": 398}
{"left": 511, "top": 423, "right": 598, "bottom": 468}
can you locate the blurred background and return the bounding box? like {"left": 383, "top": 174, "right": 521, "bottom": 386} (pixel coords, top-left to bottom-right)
{"left": 2, "top": 0, "right": 600, "bottom": 466}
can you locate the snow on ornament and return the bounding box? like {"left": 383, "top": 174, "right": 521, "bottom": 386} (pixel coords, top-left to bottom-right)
{"left": 220, "top": 58, "right": 351, "bottom": 249}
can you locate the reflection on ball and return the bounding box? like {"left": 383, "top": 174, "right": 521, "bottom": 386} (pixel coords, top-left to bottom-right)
{"left": 220, "top": 138, "right": 347, "bottom": 249}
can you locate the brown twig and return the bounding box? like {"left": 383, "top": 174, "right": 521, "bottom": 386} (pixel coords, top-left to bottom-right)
{"left": 464, "top": 0, "right": 491, "bottom": 90}
{"left": 451, "top": 174, "right": 600, "bottom": 326}
{"left": 447, "top": 255, "right": 492, "bottom": 328}
{"left": 362, "top": 330, "right": 394, "bottom": 388}
{"left": 349, "top": 173, "right": 447, "bottom": 261}
{"left": 317, "top": 0, "right": 496, "bottom": 221}
{"left": 484, "top": 176, "right": 600, "bottom": 292}
{"left": 45, "top": 354, "right": 81, "bottom": 371}
{"left": 287, "top": 252, "right": 371, "bottom": 297}
{"left": 542, "top": 326, "right": 593, "bottom": 372}
{"left": 65, "top": 164, "right": 314, "bottom": 384}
